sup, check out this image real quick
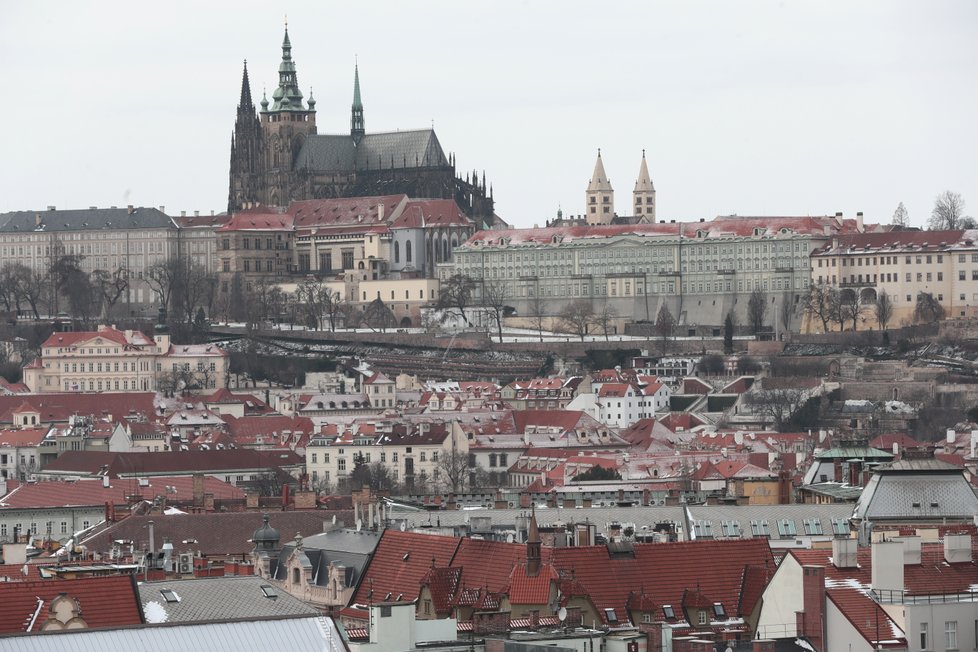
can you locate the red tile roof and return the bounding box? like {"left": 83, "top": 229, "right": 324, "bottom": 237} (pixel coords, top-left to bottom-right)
{"left": 827, "top": 588, "right": 905, "bottom": 648}
{"left": 41, "top": 449, "right": 303, "bottom": 477}
{"left": 391, "top": 199, "right": 473, "bottom": 228}
{"left": 216, "top": 210, "right": 293, "bottom": 232}
{"left": 506, "top": 563, "right": 559, "bottom": 605}
{"left": 451, "top": 538, "right": 530, "bottom": 594}
{"left": 0, "top": 392, "right": 158, "bottom": 425}
{"left": 0, "top": 475, "right": 242, "bottom": 509}
{"left": 0, "top": 427, "right": 47, "bottom": 447}
{"left": 0, "top": 575, "right": 143, "bottom": 633}
{"left": 351, "top": 530, "right": 461, "bottom": 605}
{"left": 551, "top": 539, "right": 774, "bottom": 625}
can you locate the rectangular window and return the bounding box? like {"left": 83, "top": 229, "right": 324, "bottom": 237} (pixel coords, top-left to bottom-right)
{"left": 920, "top": 622, "right": 929, "bottom": 651}
{"left": 945, "top": 621, "right": 956, "bottom": 649}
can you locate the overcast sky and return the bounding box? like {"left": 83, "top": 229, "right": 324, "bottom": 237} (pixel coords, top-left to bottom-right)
{"left": 2, "top": 1, "right": 976, "bottom": 230}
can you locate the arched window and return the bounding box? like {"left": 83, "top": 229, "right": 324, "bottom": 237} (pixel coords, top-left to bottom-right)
{"left": 394, "top": 241, "right": 400, "bottom": 263}
{"left": 292, "top": 568, "right": 300, "bottom": 585}
{"left": 406, "top": 240, "right": 412, "bottom": 262}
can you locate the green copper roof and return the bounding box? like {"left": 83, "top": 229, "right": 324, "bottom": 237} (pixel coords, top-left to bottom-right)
{"left": 353, "top": 64, "right": 363, "bottom": 109}
{"left": 267, "top": 26, "right": 308, "bottom": 112}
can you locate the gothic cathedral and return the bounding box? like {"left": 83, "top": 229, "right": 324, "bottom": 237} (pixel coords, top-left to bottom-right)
{"left": 228, "top": 26, "right": 498, "bottom": 228}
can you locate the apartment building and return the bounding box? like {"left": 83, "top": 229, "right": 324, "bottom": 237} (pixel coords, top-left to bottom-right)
{"left": 22, "top": 325, "right": 228, "bottom": 393}
{"left": 305, "top": 419, "right": 469, "bottom": 490}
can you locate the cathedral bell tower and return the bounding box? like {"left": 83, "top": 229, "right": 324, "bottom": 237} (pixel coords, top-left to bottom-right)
{"left": 633, "top": 150, "right": 656, "bottom": 223}
{"left": 258, "top": 24, "right": 317, "bottom": 207}
{"left": 228, "top": 61, "right": 263, "bottom": 212}
{"left": 585, "top": 149, "right": 614, "bottom": 225}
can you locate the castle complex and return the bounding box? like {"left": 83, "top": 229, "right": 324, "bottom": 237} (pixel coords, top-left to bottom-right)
{"left": 228, "top": 27, "right": 499, "bottom": 230}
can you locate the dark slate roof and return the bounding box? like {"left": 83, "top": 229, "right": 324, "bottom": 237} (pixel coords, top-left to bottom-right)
{"left": 139, "top": 576, "right": 319, "bottom": 623}
{"left": 853, "top": 468, "right": 978, "bottom": 521}
{"left": 271, "top": 529, "right": 380, "bottom": 591}
{"left": 296, "top": 130, "right": 448, "bottom": 173}
{"left": 80, "top": 512, "right": 341, "bottom": 558}
{"left": 0, "top": 207, "right": 175, "bottom": 233}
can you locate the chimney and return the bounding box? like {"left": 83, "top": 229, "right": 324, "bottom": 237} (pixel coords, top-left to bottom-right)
{"left": 856, "top": 211, "right": 864, "bottom": 233}
{"left": 35, "top": 214, "right": 42, "bottom": 227}
{"left": 127, "top": 205, "right": 134, "bottom": 215}
{"left": 102, "top": 475, "right": 110, "bottom": 488}
{"left": 378, "top": 203, "right": 385, "bottom": 221}
{"left": 795, "top": 566, "right": 825, "bottom": 652}
{"left": 944, "top": 534, "right": 972, "bottom": 563}
{"left": 947, "top": 429, "right": 956, "bottom": 445}
{"left": 159, "top": 205, "right": 165, "bottom": 213}
{"left": 832, "top": 537, "right": 857, "bottom": 569}
{"left": 47, "top": 205, "right": 56, "bottom": 211}
{"left": 892, "top": 441, "right": 899, "bottom": 456}
{"left": 193, "top": 473, "right": 205, "bottom": 506}
{"left": 834, "top": 211, "right": 843, "bottom": 227}
{"left": 148, "top": 520, "right": 156, "bottom": 558}
{"left": 194, "top": 210, "right": 200, "bottom": 217}
{"left": 181, "top": 211, "right": 187, "bottom": 217}
{"left": 871, "top": 541, "right": 904, "bottom": 595}
{"left": 971, "top": 430, "right": 978, "bottom": 459}
{"left": 894, "top": 536, "right": 921, "bottom": 565}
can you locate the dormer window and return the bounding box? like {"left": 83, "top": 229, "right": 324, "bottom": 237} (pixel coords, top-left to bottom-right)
{"left": 713, "top": 602, "right": 726, "bottom": 619}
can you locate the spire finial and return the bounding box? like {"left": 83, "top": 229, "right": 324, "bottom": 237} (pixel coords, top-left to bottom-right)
{"left": 642, "top": 148, "right": 646, "bottom": 158}
{"left": 598, "top": 148, "right": 602, "bottom": 157}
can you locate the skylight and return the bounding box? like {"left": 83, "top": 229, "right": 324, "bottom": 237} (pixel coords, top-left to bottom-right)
{"left": 160, "top": 589, "right": 180, "bottom": 603}
{"left": 260, "top": 584, "right": 277, "bottom": 598}
{"left": 662, "top": 605, "right": 675, "bottom": 619}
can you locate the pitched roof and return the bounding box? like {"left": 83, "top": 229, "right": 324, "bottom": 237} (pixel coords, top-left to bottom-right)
{"left": 506, "top": 562, "right": 559, "bottom": 605}
{"left": 41, "top": 449, "right": 303, "bottom": 478}
{"left": 0, "top": 392, "right": 158, "bottom": 425}
{"left": 0, "top": 475, "right": 242, "bottom": 509}
{"left": 0, "top": 206, "right": 174, "bottom": 234}
{"left": 138, "top": 576, "right": 318, "bottom": 623}
{"left": 391, "top": 199, "right": 472, "bottom": 228}
{"left": 351, "top": 530, "right": 460, "bottom": 605}
{"left": 216, "top": 210, "right": 293, "bottom": 232}
{"left": 80, "top": 512, "right": 338, "bottom": 558}
{"left": 551, "top": 539, "right": 774, "bottom": 625}
{"left": 296, "top": 130, "right": 448, "bottom": 173}
{"left": 0, "top": 575, "right": 143, "bottom": 633}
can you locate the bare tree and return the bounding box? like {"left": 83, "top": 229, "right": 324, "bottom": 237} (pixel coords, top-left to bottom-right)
{"left": 436, "top": 274, "right": 476, "bottom": 326}
{"left": 594, "top": 302, "right": 618, "bottom": 341}
{"left": 779, "top": 293, "right": 794, "bottom": 335}
{"left": 803, "top": 284, "right": 833, "bottom": 333}
{"left": 434, "top": 449, "right": 472, "bottom": 493}
{"left": 64, "top": 270, "right": 98, "bottom": 327}
{"left": 362, "top": 298, "right": 396, "bottom": 332}
{"left": 747, "top": 289, "right": 768, "bottom": 335}
{"left": 914, "top": 292, "right": 945, "bottom": 323}
{"left": 558, "top": 299, "right": 594, "bottom": 341}
{"left": 837, "top": 291, "right": 864, "bottom": 331}
{"left": 145, "top": 258, "right": 180, "bottom": 317}
{"left": 47, "top": 253, "right": 85, "bottom": 316}
{"left": 746, "top": 387, "right": 809, "bottom": 432}
{"left": 10, "top": 263, "right": 45, "bottom": 319}
{"left": 875, "top": 290, "right": 894, "bottom": 330}
{"left": 92, "top": 267, "right": 130, "bottom": 321}
{"left": 480, "top": 279, "right": 509, "bottom": 343}
{"left": 892, "top": 202, "right": 910, "bottom": 228}
{"left": 928, "top": 191, "right": 970, "bottom": 230}
{"left": 526, "top": 290, "right": 548, "bottom": 342}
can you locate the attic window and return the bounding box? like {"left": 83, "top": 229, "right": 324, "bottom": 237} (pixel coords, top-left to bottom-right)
{"left": 830, "top": 518, "right": 849, "bottom": 536}
{"left": 604, "top": 608, "right": 618, "bottom": 623}
{"left": 380, "top": 605, "right": 392, "bottom": 617}
{"left": 662, "top": 605, "right": 675, "bottom": 620}
{"left": 713, "top": 602, "right": 726, "bottom": 618}
{"left": 260, "top": 584, "right": 278, "bottom": 598}
{"left": 776, "top": 519, "right": 797, "bottom": 537}
{"left": 160, "top": 589, "right": 180, "bottom": 603}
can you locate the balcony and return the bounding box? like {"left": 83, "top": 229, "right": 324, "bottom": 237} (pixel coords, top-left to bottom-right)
{"left": 839, "top": 279, "right": 877, "bottom": 288}
{"left": 716, "top": 269, "right": 736, "bottom": 275}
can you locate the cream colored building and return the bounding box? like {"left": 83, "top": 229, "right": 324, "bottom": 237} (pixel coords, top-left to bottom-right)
{"left": 305, "top": 419, "right": 468, "bottom": 490}
{"left": 443, "top": 213, "right": 877, "bottom": 330}
{"left": 809, "top": 229, "right": 978, "bottom": 329}
{"left": 23, "top": 325, "right": 228, "bottom": 393}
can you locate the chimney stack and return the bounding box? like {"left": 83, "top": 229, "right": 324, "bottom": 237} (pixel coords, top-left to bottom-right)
{"left": 871, "top": 541, "right": 904, "bottom": 595}
{"left": 895, "top": 536, "right": 922, "bottom": 565}
{"left": 944, "top": 534, "right": 972, "bottom": 563}
{"left": 796, "top": 566, "right": 825, "bottom": 652}
{"left": 127, "top": 205, "right": 134, "bottom": 215}
{"left": 832, "top": 537, "right": 857, "bottom": 569}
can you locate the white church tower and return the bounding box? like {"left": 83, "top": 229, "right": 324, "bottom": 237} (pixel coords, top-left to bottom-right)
{"left": 585, "top": 149, "right": 615, "bottom": 225}
{"left": 633, "top": 150, "right": 656, "bottom": 223}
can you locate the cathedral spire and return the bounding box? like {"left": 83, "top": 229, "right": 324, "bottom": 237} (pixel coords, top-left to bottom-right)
{"left": 238, "top": 60, "right": 254, "bottom": 110}
{"left": 269, "top": 24, "right": 305, "bottom": 111}
{"left": 351, "top": 63, "right": 365, "bottom": 145}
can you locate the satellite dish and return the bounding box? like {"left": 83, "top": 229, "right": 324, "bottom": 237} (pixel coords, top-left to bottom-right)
{"left": 356, "top": 518, "right": 363, "bottom": 532}
{"left": 558, "top": 607, "right": 567, "bottom": 622}
{"left": 400, "top": 522, "right": 406, "bottom": 532}
{"left": 506, "top": 533, "right": 514, "bottom": 544}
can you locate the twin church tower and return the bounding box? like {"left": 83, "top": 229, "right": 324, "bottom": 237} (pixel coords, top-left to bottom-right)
{"left": 584, "top": 150, "right": 657, "bottom": 225}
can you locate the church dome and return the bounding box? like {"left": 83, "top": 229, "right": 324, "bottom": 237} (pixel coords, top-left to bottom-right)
{"left": 253, "top": 514, "right": 280, "bottom": 550}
